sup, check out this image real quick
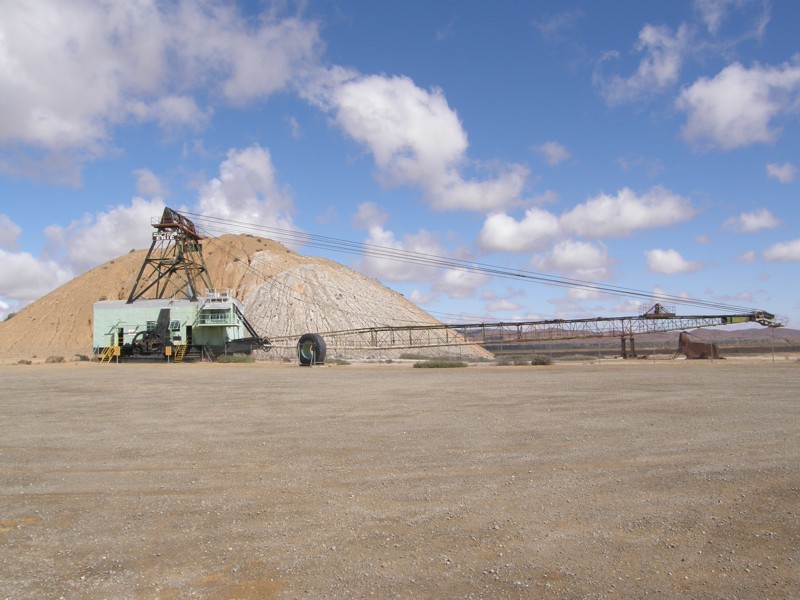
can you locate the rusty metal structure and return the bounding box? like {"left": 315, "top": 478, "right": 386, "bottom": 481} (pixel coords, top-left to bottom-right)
{"left": 127, "top": 207, "right": 214, "bottom": 303}
{"left": 266, "top": 306, "right": 780, "bottom": 357}
{"left": 94, "top": 208, "right": 270, "bottom": 362}
{"left": 181, "top": 211, "right": 784, "bottom": 361}
{"left": 112, "top": 209, "right": 783, "bottom": 362}
{"left": 677, "top": 331, "right": 720, "bottom": 359}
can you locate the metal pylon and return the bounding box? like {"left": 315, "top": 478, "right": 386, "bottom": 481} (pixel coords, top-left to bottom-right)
{"left": 127, "top": 207, "right": 213, "bottom": 303}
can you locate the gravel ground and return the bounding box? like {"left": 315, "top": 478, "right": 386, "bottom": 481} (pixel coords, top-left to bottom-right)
{"left": 1, "top": 359, "right": 798, "bottom": 599}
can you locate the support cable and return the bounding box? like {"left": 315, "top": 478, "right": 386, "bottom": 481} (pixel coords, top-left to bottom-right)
{"left": 185, "top": 212, "right": 763, "bottom": 317}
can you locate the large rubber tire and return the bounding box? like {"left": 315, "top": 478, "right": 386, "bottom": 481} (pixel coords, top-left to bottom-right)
{"left": 297, "top": 333, "right": 326, "bottom": 366}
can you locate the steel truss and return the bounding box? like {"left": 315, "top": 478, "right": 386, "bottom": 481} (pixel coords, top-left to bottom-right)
{"left": 268, "top": 309, "right": 780, "bottom": 354}
{"left": 127, "top": 208, "right": 214, "bottom": 303}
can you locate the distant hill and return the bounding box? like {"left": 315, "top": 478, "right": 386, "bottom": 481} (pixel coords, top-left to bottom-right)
{"left": 485, "top": 325, "right": 800, "bottom": 358}
{"left": 685, "top": 327, "right": 800, "bottom": 344}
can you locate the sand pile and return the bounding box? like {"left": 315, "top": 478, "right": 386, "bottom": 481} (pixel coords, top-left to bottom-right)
{"left": 0, "top": 234, "right": 491, "bottom": 362}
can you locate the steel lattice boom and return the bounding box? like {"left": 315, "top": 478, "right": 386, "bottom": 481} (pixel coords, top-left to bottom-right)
{"left": 268, "top": 305, "right": 781, "bottom": 354}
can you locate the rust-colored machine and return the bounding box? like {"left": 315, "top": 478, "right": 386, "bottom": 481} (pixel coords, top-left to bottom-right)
{"left": 677, "top": 331, "right": 720, "bottom": 359}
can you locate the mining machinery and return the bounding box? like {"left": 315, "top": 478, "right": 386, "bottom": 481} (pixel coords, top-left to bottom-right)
{"left": 93, "top": 207, "right": 270, "bottom": 362}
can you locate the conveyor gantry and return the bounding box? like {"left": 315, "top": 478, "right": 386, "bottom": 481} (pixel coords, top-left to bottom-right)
{"left": 267, "top": 306, "right": 781, "bottom": 353}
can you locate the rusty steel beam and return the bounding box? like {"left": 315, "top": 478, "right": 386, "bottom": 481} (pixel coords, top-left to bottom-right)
{"left": 267, "top": 309, "right": 780, "bottom": 353}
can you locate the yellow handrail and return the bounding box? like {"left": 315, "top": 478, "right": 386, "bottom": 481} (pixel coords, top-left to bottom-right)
{"left": 99, "top": 346, "right": 117, "bottom": 364}
{"left": 174, "top": 344, "right": 188, "bottom": 363}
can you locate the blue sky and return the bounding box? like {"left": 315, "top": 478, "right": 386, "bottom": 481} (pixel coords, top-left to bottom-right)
{"left": 1, "top": 0, "right": 798, "bottom": 327}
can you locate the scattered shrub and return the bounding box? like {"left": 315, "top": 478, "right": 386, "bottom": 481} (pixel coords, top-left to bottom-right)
{"left": 45, "top": 356, "right": 65, "bottom": 364}
{"left": 530, "top": 354, "right": 553, "bottom": 366}
{"left": 399, "top": 353, "right": 435, "bottom": 360}
{"left": 413, "top": 359, "right": 468, "bottom": 368}
{"left": 215, "top": 354, "right": 255, "bottom": 364}
{"left": 495, "top": 355, "right": 532, "bottom": 366}
{"left": 17, "top": 359, "right": 31, "bottom": 365}
{"left": 494, "top": 353, "right": 553, "bottom": 366}
{"left": 557, "top": 354, "right": 596, "bottom": 362}
{"left": 326, "top": 358, "right": 351, "bottom": 366}
{"left": 4, "top": 312, "right": 16, "bottom": 321}
{"left": 470, "top": 356, "right": 494, "bottom": 363}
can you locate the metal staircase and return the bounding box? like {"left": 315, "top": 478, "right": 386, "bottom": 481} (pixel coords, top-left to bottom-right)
{"left": 174, "top": 344, "right": 188, "bottom": 363}
{"left": 99, "top": 346, "right": 117, "bottom": 364}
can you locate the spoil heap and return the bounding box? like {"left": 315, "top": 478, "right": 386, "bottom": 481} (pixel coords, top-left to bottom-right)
{"left": 0, "top": 234, "right": 492, "bottom": 362}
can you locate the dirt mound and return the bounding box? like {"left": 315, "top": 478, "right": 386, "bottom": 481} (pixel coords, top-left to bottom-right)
{"left": 0, "top": 234, "right": 491, "bottom": 362}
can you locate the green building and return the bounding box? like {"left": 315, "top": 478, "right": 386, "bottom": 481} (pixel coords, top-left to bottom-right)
{"left": 93, "top": 290, "right": 265, "bottom": 359}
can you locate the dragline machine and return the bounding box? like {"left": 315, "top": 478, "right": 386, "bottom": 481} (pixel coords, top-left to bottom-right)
{"left": 93, "top": 207, "right": 782, "bottom": 363}
{"left": 92, "top": 208, "right": 270, "bottom": 362}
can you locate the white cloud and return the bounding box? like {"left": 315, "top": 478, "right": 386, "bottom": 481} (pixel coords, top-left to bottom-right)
{"left": 0, "top": 248, "right": 73, "bottom": 307}
{"left": 716, "top": 290, "right": 756, "bottom": 305}
{"left": 616, "top": 154, "right": 664, "bottom": 177}
{"left": 596, "top": 24, "right": 691, "bottom": 104}
{"left": 128, "top": 95, "right": 211, "bottom": 131}
{"left": 408, "top": 289, "right": 434, "bottom": 306}
{"left": 693, "top": 0, "right": 770, "bottom": 37}
{"left": 677, "top": 59, "right": 800, "bottom": 150}
{"left": 532, "top": 190, "right": 560, "bottom": 205}
{"left": 766, "top": 162, "right": 796, "bottom": 183}
{"left": 737, "top": 250, "right": 756, "bottom": 263}
{"left": 649, "top": 286, "right": 690, "bottom": 306}
{"left": 534, "top": 239, "right": 614, "bottom": 280}
{"left": 432, "top": 269, "right": 488, "bottom": 300}
{"left": 0, "top": 151, "right": 84, "bottom": 186}
{"left": 195, "top": 145, "right": 297, "bottom": 232}
{"left": 285, "top": 116, "right": 302, "bottom": 139}
{"left": 331, "top": 73, "right": 465, "bottom": 180}
{"left": 612, "top": 298, "right": 646, "bottom": 314}
{"left": 1, "top": 146, "right": 296, "bottom": 308}
{"left": 695, "top": 0, "right": 736, "bottom": 34}
{"left": 0, "top": 214, "right": 22, "bottom": 250}
{"left": 134, "top": 169, "right": 166, "bottom": 198}
{"left": 358, "top": 225, "right": 444, "bottom": 283}
{"left": 357, "top": 223, "right": 487, "bottom": 298}
{"left": 477, "top": 208, "right": 560, "bottom": 253}
{"left": 695, "top": 234, "right": 711, "bottom": 244}
{"left": 535, "top": 141, "right": 570, "bottom": 166}
{"left": 210, "top": 16, "right": 320, "bottom": 105}
{"left": 723, "top": 208, "right": 780, "bottom": 232}
{"left": 316, "top": 206, "right": 338, "bottom": 226}
{"left": 763, "top": 239, "right": 800, "bottom": 262}
{"left": 533, "top": 10, "right": 584, "bottom": 43}
{"left": 565, "top": 285, "right": 606, "bottom": 301}
{"left": 646, "top": 248, "right": 704, "bottom": 274}
{"left": 561, "top": 186, "right": 695, "bottom": 238}
{"left": 43, "top": 198, "right": 166, "bottom": 273}
{"left": 478, "top": 186, "right": 694, "bottom": 255}
{"left": 306, "top": 70, "right": 528, "bottom": 212}
{"left": 0, "top": 1, "right": 319, "bottom": 166}
{"left": 485, "top": 298, "right": 521, "bottom": 312}
{"left": 430, "top": 167, "right": 529, "bottom": 212}
{"left": 352, "top": 202, "right": 389, "bottom": 230}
